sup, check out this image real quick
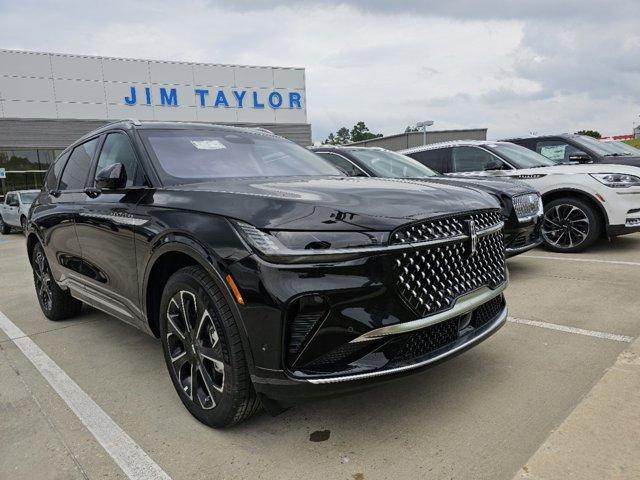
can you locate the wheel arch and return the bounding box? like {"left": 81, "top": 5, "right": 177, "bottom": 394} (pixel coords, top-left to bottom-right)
{"left": 142, "top": 238, "right": 256, "bottom": 371}
{"left": 26, "top": 232, "right": 41, "bottom": 266}
{"left": 541, "top": 188, "right": 609, "bottom": 235}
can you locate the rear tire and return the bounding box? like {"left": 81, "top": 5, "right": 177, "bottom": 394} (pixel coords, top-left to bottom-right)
{"left": 31, "top": 243, "right": 83, "bottom": 321}
{"left": 541, "top": 197, "right": 601, "bottom": 253}
{"left": 159, "top": 266, "right": 261, "bottom": 427}
{"left": 0, "top": 215, "right": 10, "bottom": 234}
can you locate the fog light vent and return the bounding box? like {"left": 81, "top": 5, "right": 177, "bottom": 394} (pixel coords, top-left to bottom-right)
{"left": 286, "top": 295, "right": 328, "bottom": 366}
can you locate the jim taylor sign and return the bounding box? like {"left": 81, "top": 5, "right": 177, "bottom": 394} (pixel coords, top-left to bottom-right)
{"left": 123, "top": 86, "right": 303, "bottom": 110}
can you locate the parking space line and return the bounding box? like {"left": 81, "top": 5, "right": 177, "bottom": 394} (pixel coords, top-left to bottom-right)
{"left": 508, "top": 316, "right": 633, "bottom": 343}
{"left": 520, "top": 254, "right": 640, "bottom": 267}
{"left": 0, "top": 311, "right": 172, "bottom": 480}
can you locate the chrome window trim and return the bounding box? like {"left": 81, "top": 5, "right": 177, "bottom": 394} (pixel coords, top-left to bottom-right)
{"left": 315, "top": 151, "right": 370, "bottom": 177}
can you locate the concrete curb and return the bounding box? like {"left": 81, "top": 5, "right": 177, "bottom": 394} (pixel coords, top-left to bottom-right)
{"left": 513, "top": 335, "right": 640, "bottom": 479}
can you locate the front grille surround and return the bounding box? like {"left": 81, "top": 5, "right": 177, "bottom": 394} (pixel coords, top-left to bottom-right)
{"left": 391, "top": 209, "right": 506, "bottom": 318}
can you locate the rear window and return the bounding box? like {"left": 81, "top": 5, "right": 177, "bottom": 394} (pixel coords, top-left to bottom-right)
{"left": 140, "top": 129, "right": 341, "bottom": 184}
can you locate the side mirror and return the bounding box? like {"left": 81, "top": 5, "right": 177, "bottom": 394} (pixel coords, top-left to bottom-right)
{"left": 95, "top": 163, "right": 127, "bottom": 190}
{"left": 568, "top": 152, "right": 591, "bottom": 163}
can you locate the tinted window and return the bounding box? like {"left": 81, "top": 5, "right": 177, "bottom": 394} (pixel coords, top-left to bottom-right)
{"left": 140, "top": 129, "right": 341, "bottom": 184}
{"left": 452, "top": 146, "right": 504, "bottom": 172}
{"left": 406, "top": 149, "right": 450, "bottom": 173}
{"left": 488, "top": 143, "right": 558, "bottom": 168}
{"left": 95, "top": 133, "right": 143, "bottom": 187}
{"left": 45, "top": 152, "right": 69, "bottom": 190}
{"left": 59, "top": 138, "right": 99, "bottom": 190}
{"left": 348, "top": 149, "right": 439, "bottom": 178}
{"left": 535, "top": 140, "right": 583, "bottom": 163}
{"left": 315, "top": 152, "right": 362, "bottom": 176}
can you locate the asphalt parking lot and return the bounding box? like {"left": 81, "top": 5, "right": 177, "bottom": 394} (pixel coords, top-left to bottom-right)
{"left": 1, "top": 232, "right": 639, "bottom": 480}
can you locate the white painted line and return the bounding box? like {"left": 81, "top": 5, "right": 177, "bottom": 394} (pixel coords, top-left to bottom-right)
{"left": 508, "top": 316, "right": 633, "bottom": 343}
{"left": 0, "top": 311, "right": 172, "bottom": 480}
{"left": 520, "top": 254, "right": 640, "bottom": 267}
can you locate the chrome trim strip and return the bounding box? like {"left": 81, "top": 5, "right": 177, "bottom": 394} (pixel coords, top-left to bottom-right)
{"left": 308, "top": 305, "right": 508, "bottom": 384}
{"left": 506, "top": 238, "right": 542, "bottom": 255}
{"left": 259, "top": 221, "right": 504, "bottom": 259}
{"left": 350, "top": 281, "right": 508, "bottom": 343}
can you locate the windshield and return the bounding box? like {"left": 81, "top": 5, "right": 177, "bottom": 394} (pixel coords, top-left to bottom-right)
{"left": 348, "top": 149, "right": 440, "bottom": 178}
{"left": 19, "top": 192, "right": 39, "bottom": 203}
{"left": 140, "top": 128, "right": 342, "bottom": 183}
{"left": 488, "top": 143, "right": 559, "bottom": 168}
{"left": 604, "top": 141, "right": 640, "bottom": 156}
{"left": 573, "top": 135, "right": 622, "bottom": 156}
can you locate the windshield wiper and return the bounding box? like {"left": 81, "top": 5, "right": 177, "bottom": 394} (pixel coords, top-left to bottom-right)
{"left": 604, "top": 153, "right": 629, "bottom": 157}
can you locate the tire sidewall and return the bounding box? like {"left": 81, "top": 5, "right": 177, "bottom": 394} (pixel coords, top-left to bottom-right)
{"left": 159, "top": 269, "right": 242, "bottom": 427}
{"left": 542, "top": 198, "right": 601, "bottom": 253}
{"left": 32, "top": 243, "right": 54, "bottom": 317}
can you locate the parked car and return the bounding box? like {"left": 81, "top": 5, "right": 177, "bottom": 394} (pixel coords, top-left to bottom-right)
{"left": 0, "top": 189, "right": 39, "bottom": 234}
{"left": 310, "top": 145, "right": 543, "bottom": 257}
{"left": 401, "top": 140, "right": 640, "bottom": 253}
{"left": 27, "top": 121, "right": 509, "bottom": 427}
{"left": 503, "top": 133, "right": 640, "bottom": 167}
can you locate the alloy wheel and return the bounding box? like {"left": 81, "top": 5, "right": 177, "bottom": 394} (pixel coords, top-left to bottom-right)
{"left": 542, "top": 204, "right": 590, "bottom": 249}
{"left": 166, "top": 290, "right": 225, "bottom": 410}
{"left": 34, "top": 250, "right": 53, "bottom": 311}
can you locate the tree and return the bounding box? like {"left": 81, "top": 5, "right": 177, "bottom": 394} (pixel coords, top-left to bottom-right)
{"left": 350, "top": 121, "right": 383, "bottom": 142}
{"left": 323, "top": 122, "right": 382, "bottom": 145}
{"left": 575, "top": 130, "right": 601, "bottom": 139}
{"left": 405, "top": 125, "right": 419, "bottom": 133}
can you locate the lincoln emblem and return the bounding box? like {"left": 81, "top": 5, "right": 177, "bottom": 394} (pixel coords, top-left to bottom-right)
{"left": 467, "top": 219, "right": 478, "bottom": 256}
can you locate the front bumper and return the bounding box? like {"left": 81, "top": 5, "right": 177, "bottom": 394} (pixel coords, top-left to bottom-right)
{"left": 229, "top": 244, "right": 507, "bottom": 404}
{"left": 504, "top": 218, "right": 542, "bottom": 258}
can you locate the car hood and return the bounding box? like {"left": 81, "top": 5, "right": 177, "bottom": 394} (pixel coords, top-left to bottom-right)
{"left": 163, "top": 176, "right": 499, "bottom": 230}
{"left": 410, "top": 176, "right": 537, "bottom": 197}
{"left": 599, "top": 155, "right": 640, "bottom": 168}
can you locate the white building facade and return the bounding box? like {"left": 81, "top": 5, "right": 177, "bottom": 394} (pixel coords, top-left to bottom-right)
{"left": 0, "top": 49, "right": 311, "bottom": 198}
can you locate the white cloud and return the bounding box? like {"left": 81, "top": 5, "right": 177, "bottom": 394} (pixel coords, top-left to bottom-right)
{"left": 0, "top": 0, "right": 637, "bottom": 141}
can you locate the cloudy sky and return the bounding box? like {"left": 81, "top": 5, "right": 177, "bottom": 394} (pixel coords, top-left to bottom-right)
{"left": 1, "top": 0, "right": 639, "bottom": 141}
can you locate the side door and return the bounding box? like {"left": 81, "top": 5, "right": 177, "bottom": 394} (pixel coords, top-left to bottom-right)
{"left": 3, "top": 193, "right": 19, "bottom": 225}
{"left": 42, "top": 138, "right": 100, "bottom": 285}
{"left": 74, "top": 131, "right": 149, "bottom": 326}
{"left": 449, "top": 146, "right": 512, "bottom": 176}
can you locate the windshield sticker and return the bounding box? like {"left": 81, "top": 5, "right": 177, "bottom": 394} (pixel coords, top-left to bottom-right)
{"left": 191, "top": 140, "right": 226, "bottom": 150}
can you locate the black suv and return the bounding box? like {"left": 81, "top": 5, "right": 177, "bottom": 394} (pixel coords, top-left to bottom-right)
{"left": 310, "top": 146, "right": 543, "bottom": 257}
{"left": 503, "top": 133, "right": 640, "bottom": 167}
{"left": 26, "top": 121, "right": 508, "bottom": 427}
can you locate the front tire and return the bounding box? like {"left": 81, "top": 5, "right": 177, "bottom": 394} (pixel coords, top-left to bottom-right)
{"left": 20, "top": 216, "right": 27, "bottom": 235}
{"left": 541, "top": 197, "right": 601, "bottom": 253}
{"left": 0, "top": 215, "right": 10, "bottom": 234}
{"left": 159, "top": 266, "right": 261, "bottom": 427}
{"left": 31, "top": 243, "right": 83, "bottom": 321}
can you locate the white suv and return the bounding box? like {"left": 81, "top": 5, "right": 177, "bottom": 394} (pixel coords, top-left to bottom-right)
{"left": 401, "top": 141, "right": 640, "bottom": 252}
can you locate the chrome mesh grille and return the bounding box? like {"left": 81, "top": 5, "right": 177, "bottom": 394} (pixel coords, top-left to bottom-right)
{"left": 391, "top": 210, "right": 506, "bottom": 318}
{"left": 512, "top": 193, "right": 540, "bottom": 220}
{"left": 390, "top": 210, "right": 502, "bottom": 244}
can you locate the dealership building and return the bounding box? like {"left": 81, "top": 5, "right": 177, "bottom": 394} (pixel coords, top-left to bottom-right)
{"left": 0, "top": 49, "right": 311, "bottom": 199}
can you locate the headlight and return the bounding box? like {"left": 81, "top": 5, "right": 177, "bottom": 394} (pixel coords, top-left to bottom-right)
{"left": 590, "top": 173, "right": 640, "bottom": 188}
{"left": 233, "top": 221, "right": 389, "bottom": 263}
{"left": 512, "top": 193, "right": 542, "bottom": 222}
